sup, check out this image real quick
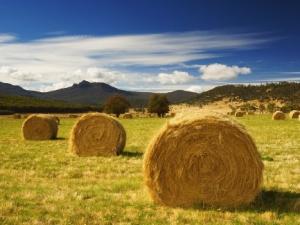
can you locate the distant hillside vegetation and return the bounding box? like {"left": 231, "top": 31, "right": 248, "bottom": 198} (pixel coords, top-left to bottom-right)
{"left": 0, "top": 81, "right": 198, "bottom": 107}
{"left": 190, "top": 82, "right": 300, "bottom": 105}
{"left": 0, "top": 95, "right": 100, "bottom": 114}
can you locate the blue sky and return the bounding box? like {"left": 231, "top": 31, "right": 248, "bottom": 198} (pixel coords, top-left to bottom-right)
{"left": 0, "top": 0, "right": 299, "bottom": 92}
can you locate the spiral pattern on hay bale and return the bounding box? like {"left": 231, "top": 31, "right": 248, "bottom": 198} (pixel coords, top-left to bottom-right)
{"left": 289, "top": 110, "right": 300, "bottom": 119}
{"left": 143, "top": 113, "right": 263, "bottom": 207}
{"left": 272, "top": 111, "right": 285, "bottom": 120}
{"left": 22, "top": 114, "right": 58, "bottom": 140}
{"left": 69, "top": 113, "right": 126, "bottom": 157}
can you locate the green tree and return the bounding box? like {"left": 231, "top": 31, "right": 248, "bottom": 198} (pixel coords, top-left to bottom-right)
{"left": 104, "top": 95, "right": 130, "bottom": 117}
{"left": 148, "top": 94, "right": 169, "bottom": 117}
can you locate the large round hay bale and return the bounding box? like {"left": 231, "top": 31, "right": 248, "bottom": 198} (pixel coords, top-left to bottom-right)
{"left": 289, "top": 110, "right": 300, "bottom": 119}
{"left": 22, "top": 114, "right": 58, "bottom": 140}
{"left": 272, "top": 111, "right": 285, "bottom": 120}
{"left": 235, "top": 111, "right": 245, "bottom": 117}
{"left": 143, "top": 114, "right": 263, "bottom": 207}
{"left": 69, "top": 113, "right": 126, "bottom": 157}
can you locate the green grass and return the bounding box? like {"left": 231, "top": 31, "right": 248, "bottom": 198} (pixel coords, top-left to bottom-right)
{"left": 0, "top": 115, "right": 299, "bottom": 225}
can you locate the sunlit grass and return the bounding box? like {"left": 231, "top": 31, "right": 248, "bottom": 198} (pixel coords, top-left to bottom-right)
{"left": 0, "top": 115, "right": 299, "bottom": 225}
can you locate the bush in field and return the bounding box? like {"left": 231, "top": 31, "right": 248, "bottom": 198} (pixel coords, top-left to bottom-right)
{"left": 104, "top": 95, "right": 130, "bottom": 117}
{"left": 148, "top": 94, "right": 169, "bottom": 117}
{"left": 240, "top": 103, "right": 257, "bottom": 112}
{"left": 281, "top": 102, "right": 300, "bottom": 113}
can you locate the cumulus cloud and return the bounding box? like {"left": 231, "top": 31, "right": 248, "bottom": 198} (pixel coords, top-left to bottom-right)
{"left": 156, "top": 71, "right": 194, "bottom": 84}
{"left": 186, "top": 85, "right": 215, "bottom": 93}
{"left": 0, "top": 34, "right": 16, "bottom": 43}
{"left": 199, "top": 63, "right": 251, "bottom": 81}
{"left": 0, "top": 66, "right": 42, "bottom": 85}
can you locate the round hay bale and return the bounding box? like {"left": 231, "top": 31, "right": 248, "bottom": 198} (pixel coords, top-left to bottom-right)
{"left": 12, "top": 113, "right": 21, "bottom": 119}
{"left": 69, "top": 113, "right": 126, "bottom": 157}
{"left": 289, "top": 110, "right": 300, "bottom": 119}
{"left": 272, "top": 111, "right": 285, "bottom": 120}
{"left": 22, "top": 114, "right": 58, "bottom": 140}
{"left": 143, "top": 114, "right": 263, "bottom": 207}
{"left": 235, "top": 111, "right": 245, "bottom": 117}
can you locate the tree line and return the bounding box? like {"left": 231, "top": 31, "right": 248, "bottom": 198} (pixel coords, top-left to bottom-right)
{"left": 0, "top": 93, "right": 170, "bottom": 116}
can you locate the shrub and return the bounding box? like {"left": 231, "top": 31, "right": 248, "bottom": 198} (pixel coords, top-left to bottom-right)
{"left": 104, "top": 95, "right": 130, "bottom": 117}
{"left": 148, "top": 94, "right": 169, "bottom": 117}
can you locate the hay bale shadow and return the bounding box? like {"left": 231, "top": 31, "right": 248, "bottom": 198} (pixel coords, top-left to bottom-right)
{"left": 249, "top": 190, "right": 300, "bottom": 213}
{"left": 121, "top": 151, "right": 143, "bottom": 158}
{"left": 56, "top": 137, "right": 66, "bottom": 141}
{"left": 192, "top": 190, "right": 300, "bottom": 213}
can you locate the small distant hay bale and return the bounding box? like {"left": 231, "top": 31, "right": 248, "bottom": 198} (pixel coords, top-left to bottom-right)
{"left": 143, "top": 113, "right": 263, "bottom": 207}
{"left": 120, "top": 113, "right": 133, "bottom": 119}
{"left": 69, "top": 113, "right": 126, "bottom": 157}
{"left": 12, "top": 113, "right": 21, "bottom": 119}
{"left": 69, "top": 114, "right": 79, "bottom": 118}
{"left": 289, "top": 110, "right": 300, "bottom": 119}
{"left": 235, "top": 111, "right": 245, "bottom": 117}
{"left": 272, "top": 111, "right": 285, "bottom": 120}
{"left": 22, "top": 114, "right": 58, "bottom": 140}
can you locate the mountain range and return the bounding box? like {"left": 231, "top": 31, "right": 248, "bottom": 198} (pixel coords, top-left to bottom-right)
{"left": 0, "top": 80, "right": 198, "bottom": 107}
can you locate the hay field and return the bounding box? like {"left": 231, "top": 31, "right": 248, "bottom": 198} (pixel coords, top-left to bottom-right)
{"left": 0, "top": 115, "right": 299, "bottom": 225}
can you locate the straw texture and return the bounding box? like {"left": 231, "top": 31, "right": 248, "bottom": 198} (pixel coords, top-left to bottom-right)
{"left": 69, "top": 113, "right": 126, "bottom": 157}
{"left": 143, "top": 113, "right": 263, "bottom": 207}
{"left": 272, "top": 111, "right": 285, "bottom": 120}
{"left": 22, "top": 114, "right": 58, "bottom": 140}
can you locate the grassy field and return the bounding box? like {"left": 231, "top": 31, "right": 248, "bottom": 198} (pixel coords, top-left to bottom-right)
{"left": 0, "top": 115, "right": 299, "bottom": 225}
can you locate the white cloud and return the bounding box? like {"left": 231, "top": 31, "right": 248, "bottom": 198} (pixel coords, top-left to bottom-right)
{"left": 157, "top": 71, "right": 194, "bottom": 84}
{"left": 0, "top": 31, "right": 271, "bottom": 91}
{"left": 199, "top": 63, "right": 251, "bottom": 81}
{"left": 0, "top": 66, "right": 42, "bottom": 85}
{"left": 0, "top": 34, "right": 16, "bottom": 43}
{"left": 186, "top": 85, "right": 215, "bottom": 93}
